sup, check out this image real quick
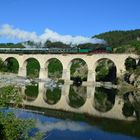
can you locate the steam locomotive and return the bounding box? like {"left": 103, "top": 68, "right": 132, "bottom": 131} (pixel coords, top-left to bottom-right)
{"left": 0, "top": 46, "right": 112, "bottom": 54}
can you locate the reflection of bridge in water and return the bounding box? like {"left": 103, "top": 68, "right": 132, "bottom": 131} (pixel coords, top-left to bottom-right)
{"left": 22, "top": 82, "right": 136, "bottom": 121}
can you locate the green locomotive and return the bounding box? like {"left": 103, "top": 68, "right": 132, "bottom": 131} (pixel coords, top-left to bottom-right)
{"left": 79, "top": 46, "right": 112, "bottom": 53}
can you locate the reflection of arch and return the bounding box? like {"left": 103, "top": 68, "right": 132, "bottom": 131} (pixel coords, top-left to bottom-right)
{"left": 22, "top": 85, "right": 39, "bottom": 102}
{"left": 43, "top": 88, "right": 61, "bottom": 105}
{"left": 68, "top": 58, "right": 88, "bottom": 80}
{"left": 95, "top": 58, "right": 117, "bottom": 82}
{"left": 45, "top": 58, "right": 63, "bottom": 79}
{"left": 22, "top": 58, "right": 40, "bottom": 77}
{"left": 67, "top": 85, "right": 87, "bottom": 108}
{"left": 3, "top": 57, "right": 19, "bottom": 73}
{"left": 93, "top": 87, "right": 116, "bottom": 112}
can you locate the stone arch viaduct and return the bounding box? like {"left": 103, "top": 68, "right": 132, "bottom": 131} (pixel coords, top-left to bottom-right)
{"left": 0, "top": 53, "right": 139, "bottom": 83}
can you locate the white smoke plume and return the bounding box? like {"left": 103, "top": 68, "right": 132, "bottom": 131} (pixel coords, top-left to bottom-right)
{"left": 0, "top": 24, "right": 105, "bottom": 46}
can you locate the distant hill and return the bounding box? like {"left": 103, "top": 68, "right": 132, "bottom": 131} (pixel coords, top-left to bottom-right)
{"left": 0, "top": 43, "right": 24, "bottom": 48}
{"left": 93, "top": 29, "right": 140, "bottom": 54}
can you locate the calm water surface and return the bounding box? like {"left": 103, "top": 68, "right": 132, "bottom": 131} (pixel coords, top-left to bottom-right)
{"left": 3, "top": 108, "right": 138, "bottom": 140}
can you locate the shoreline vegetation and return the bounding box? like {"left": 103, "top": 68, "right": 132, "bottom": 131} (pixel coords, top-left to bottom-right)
{"left": 0, "top": 85, "right": 44, "bottom": 140}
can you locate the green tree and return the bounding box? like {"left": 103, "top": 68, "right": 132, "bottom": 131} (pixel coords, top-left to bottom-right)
{"left": 125, "top": 57, "right": 136, "bottom": 70}
{"left": 0, "top": 86, "right": 43, "bottom": 140}
{"left": 27, "top": 58, "right": 40, "bottom": 78}
{"left": 48, "top": 59, "right": 63, "bottom": 78}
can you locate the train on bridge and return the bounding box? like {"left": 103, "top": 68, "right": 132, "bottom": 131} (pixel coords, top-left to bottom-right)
{"left": 0, "top": 46, "right": 112, "bottom": 54}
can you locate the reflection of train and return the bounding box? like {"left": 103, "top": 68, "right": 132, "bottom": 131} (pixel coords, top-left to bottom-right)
{"left": 0, "top": 46, "right": 112, "bottom": 54}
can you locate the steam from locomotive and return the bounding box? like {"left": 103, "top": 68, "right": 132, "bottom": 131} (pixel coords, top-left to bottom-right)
{"left": 0, "top": 24, "right": 106, "bottom": 47}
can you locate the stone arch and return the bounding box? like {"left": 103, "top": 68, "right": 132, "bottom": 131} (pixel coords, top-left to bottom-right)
{"left": 67, "top": 58, "right": 88, "bottom": 81}
{"left": 22, "top": 57, "right": 40, "bottom": 78}
{"left": 95, "top": 58, "right": 117, "bottom": 82}
{"left": 125, "top": 57, "right": 136, "bottom": 70}
{"left": 45, "top": 58, "right": 63, "bottom": 79}
{"left": 67, "top": 85, "right": 87, "bottom": 108}
{"left": 2, "top": 57, "right": 19, "bottom": 73}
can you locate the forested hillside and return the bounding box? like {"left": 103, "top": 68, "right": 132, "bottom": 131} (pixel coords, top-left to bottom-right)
{"left": 0, "top": 43, "right": 24, "bottom": 48}
{"left": 94, "top": 29, "right": 140, "bottom": 54}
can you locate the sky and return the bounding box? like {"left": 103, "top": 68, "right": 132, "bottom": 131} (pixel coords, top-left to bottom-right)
{"left": 0, "top": 0, "right": 140, "bottom": 43}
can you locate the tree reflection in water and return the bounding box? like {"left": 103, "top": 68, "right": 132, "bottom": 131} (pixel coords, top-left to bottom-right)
{"left": 94, "top": 87, "right": 116, "bottom": 112}
{"left": 122, "top": 91, "right": 140, "bottom": 120}
{"left": 24, "top": 84, "right": 39, "bottom": 102}
{"left": 68, "top": 86, "right": 87, "bottom": 108}
{"left": 44, "top": 88, "right": 61, "bottom": 105}
{"left": 122, "top": 92, "right": 135, "bottom": 117}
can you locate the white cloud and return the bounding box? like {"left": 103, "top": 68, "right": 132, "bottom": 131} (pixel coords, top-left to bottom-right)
{"left": 36, "top": 119, "right": 92, "bottom": 132}
{"left": 0, "top": 24, "right": 106, "bottom": 46}
{"left": 0, "top": 24, "right": 39, "bottom": 42}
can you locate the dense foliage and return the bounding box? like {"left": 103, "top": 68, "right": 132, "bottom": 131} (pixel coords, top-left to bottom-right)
{"left": 94, "top": 87, "right": 116, "bottom": 112}
{"left": 26, "top": 58, "right": 40, "bottom": 78}
{"left": 0, "top": 86, "right": 43, "bottom": 140}
{"left": 0, "top": 86, "right": 22, "bottom": 107}
{"left": 0, "top": 58, "right": 19, "bottom": 73}
{"left": 0, "top": 43, "right": 24, "bottom": 48}
{"left": 48, "top": 58, "right": 63, "bottom": 78}
{"left": 25, "top": 85, "right": 39, "bottom": 101}
{"left": 96, "top": 60, "right": 116, "bottom": 82}
{"left": 69, "top": 86, "right": 86, "bottom": 108}
{"left": 45, "top": 88, "right": 61, "bottom": 105}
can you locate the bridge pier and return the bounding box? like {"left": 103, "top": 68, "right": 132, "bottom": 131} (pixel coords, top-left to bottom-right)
{"left": 62, "top": 69, "right": 72, "bottom": 84}
{"left": 79, "top": 86, "right": 95, "bottom": 113}
{"left": 62, "top": 69, "right": 70, "bottom": 80}
{"left": 39, "top": 67, "right": 48, "bottom": 80}
{"left": 87, "top": 69, "right": 96, "bottom": 84}
{"left": 18, "top": 67, "right": 26, "bottom": 77}
{"left": 115, "top": 60, "right": 126, "bottom": 78}
{"left": 55, "top": 84, "right": 70, "bottom": 110}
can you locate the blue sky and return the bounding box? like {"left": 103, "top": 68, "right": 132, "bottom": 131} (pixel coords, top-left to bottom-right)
{"left": 0, "top": 0, "right": 140, "bottom": 43}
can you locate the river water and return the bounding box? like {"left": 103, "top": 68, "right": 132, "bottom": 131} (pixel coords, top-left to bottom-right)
{"left": 2, "top": 83, "right": 140, "bottom": 140}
